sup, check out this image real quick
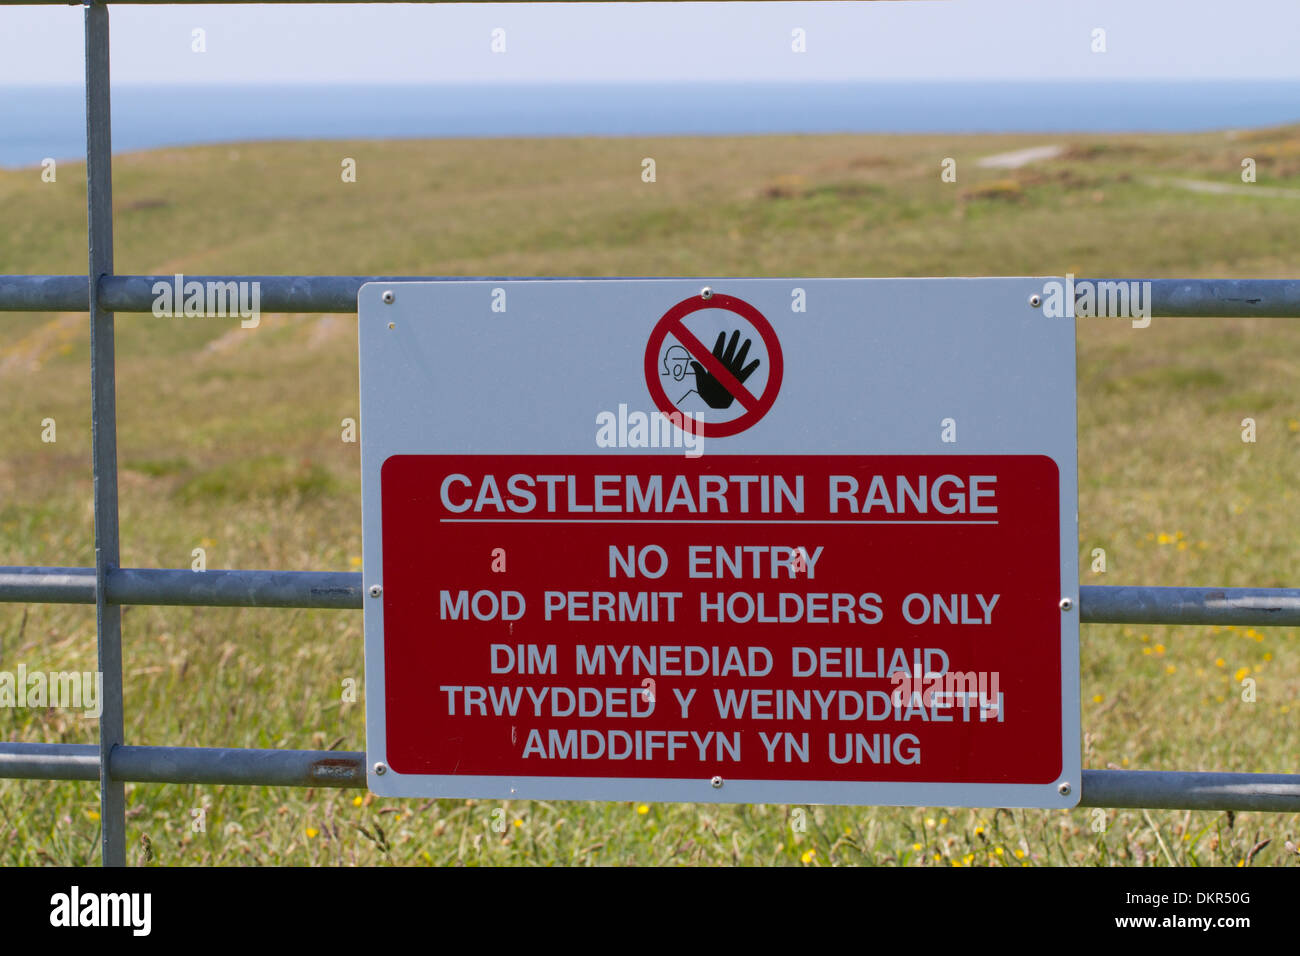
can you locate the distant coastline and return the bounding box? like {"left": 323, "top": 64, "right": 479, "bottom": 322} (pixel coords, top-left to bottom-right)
{"left": 3, "top": 79, "right": 1299, "bottom": 169}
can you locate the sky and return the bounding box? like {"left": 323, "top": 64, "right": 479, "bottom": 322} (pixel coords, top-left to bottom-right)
{"left": 0, "top": 1, "right": 1297, "bottom": 86}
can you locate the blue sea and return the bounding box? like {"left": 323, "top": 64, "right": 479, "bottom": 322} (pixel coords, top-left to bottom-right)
{"left": 2, "top": 80, "right": 1299, "bottom": 169}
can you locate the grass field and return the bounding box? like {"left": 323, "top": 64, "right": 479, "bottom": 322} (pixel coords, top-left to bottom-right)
{"left": 1, "top": 126, "right": 1298, "bottom": 866}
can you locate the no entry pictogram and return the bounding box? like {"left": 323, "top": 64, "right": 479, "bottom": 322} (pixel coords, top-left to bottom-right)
{"left": 644, "top": 292, "right": 784, "bottom": 438}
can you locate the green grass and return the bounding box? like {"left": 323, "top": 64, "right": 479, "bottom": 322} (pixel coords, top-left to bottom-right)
{"left": 1, "top": 127, "right": 1298, "bottom": 865}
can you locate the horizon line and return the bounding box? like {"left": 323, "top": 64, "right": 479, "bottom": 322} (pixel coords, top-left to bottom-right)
{"left": 5, "top": 76, "right": 1300, "bottom": 90}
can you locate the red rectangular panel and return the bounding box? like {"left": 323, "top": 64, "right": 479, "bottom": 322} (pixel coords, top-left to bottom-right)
{"left": 381, "top": 454, "right": 1062, "bottom": 784}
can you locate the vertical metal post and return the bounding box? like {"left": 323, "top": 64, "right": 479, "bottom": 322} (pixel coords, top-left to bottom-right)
{"left": 85, "top": 0, "right": 126, "bottom": 868}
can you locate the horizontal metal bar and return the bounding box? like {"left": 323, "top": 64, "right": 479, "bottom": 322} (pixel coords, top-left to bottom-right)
{"left": 1138, "top": 279, "right": 1300, "bottom": 319}
{"left": 0, "top": 567, "right": 363, "bottom": 609}
{"left": 1079, "top": 770, "right": 1300, "bottom": 812}
{"left": 110, "top": 567, "right": 363, "bottom": 608}
{"left": 0, "top": 743, "right": 100, "bottom": 781}
{"left": 0, "top": 743, "right": 367, "bottom": 787}
{"left": 1, "top": 743, "right": 1296, "bottom": 809}
{"left": 5, "top": 568, "right": 1300, "bottom": 625}
{"left": 0, "top": 275, "right": 580, "bottom": 313}
{"left": 0, "top": 567, "right": 97, "bottom": 603}
{"left": 3, "top": 276, "right": 1300, "bottom": 318}
{"left": 111, "top": 745, "right": 366, "bottom": 787}
{"left": 0, "top": 275, "right": 419, "bottom": 313}
{"left": 0, "top": 743, "right": 366, "bottom": 788}
{"left": 0, "top": 276, "right": 92, "bottom": 312}
{"left": 1079, "top": 585, "right": 1300, "bottom": 626}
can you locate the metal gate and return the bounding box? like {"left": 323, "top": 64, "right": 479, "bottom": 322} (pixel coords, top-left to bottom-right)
{"left": 1, "top": 0, "right": 1298, "bottom": 867}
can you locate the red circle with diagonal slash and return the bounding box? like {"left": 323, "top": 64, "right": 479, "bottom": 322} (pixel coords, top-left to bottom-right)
{"left": 644, "top": 292, "right": 783, "bottom": 438}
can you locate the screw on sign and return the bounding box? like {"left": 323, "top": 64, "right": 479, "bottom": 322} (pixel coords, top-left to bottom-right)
{"left": 644, "top": 291, "right": 784, "bottom": 438}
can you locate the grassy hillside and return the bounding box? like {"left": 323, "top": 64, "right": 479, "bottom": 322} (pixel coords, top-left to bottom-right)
{"left": 1, "top": 127, "right": 1298, "bottom": 865}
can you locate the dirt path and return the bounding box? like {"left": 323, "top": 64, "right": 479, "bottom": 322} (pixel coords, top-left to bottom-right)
{"left": 976, "top": 145, "right": 1065, "bottom": 169}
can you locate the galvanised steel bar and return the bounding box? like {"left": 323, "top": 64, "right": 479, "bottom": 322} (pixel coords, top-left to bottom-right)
{"left": 5, "top": 569, "right": 1300, "bottom": 626}
{"left": 108, "top": 567, "right": 363, "bottom": 608}
{"left": 0, "top": 744, "right": 366, "bottom": 788}
{"left": 110, "top": 745, "right": 366, "bottom": 787}
{"left": 3, "top": 276, "right": 1300, "bottom": 318}
{"left": 0, "top": 742, "right": 1296, "bottom": 811}
{"left": 0, "top": 275, "right": 610, "bottom": 313}
{"left": 84, "top": 0, "right": 126, "bottom": 869}
{"left": 1081, "top": 770, "right": 1300, "bottom": 813}
{"left": 0, "top": 276, "right": 90, "bottom": 311}
{"left": 0, "top": 567, "right": 98, "bottom": 603}
{"left": 1138, "top": 278, "right": 1300, "bottom": 318}
{"left": 1081, "top": 585, "right": 1300, "bottom": 626}
{"left": 0, "top": 567, "right": 362, "bottom": 607}
{"left": 0, "top": 743, "right": 100, "bottom": 781}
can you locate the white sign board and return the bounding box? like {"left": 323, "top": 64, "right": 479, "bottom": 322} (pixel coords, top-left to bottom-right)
{"left": 359, "top": 278, "right": 1081, "bottom": 808}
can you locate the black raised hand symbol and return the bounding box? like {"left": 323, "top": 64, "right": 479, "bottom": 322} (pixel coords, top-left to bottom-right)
{"left": 689, "top": 330, "right": 760, "bottom": 409}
